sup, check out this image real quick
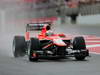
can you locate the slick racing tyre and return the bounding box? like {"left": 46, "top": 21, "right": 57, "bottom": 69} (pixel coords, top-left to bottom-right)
{"left": 13, "top": 36, "right": 26, "bottom": 57}
{"left": 73, "top": 36, "right": 87, "bottom": 60}
{"left": 29, "top": 38, "right": 40, "bottom": 61}
{"left": 73, "top": 36, "right": 86, "bottom": 50}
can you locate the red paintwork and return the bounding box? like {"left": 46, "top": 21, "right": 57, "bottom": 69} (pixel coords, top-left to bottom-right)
{"left": 38, "top": 33, "right": 71, "bottom": 40}
{"left": 25, "top": 24, "right": 72, "bottom": 46}
{"left": 38, "top": 25, "right": 71, "bottom": 41}
{"left": 25, "top": 32, "right": 30, "bottom": 40}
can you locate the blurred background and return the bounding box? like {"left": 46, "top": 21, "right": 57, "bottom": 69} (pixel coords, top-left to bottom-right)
{"left": 0, "top": 0, "right": 100, "bottom": 33}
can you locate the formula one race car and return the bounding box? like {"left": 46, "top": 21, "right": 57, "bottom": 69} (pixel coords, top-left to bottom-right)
{"left": 12, "top": 22, "right": 89, "bottom": 61}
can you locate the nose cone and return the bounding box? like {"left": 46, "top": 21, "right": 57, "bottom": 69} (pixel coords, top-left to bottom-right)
{"left": 53, "top": 38, "right": 66, "bottom": 46}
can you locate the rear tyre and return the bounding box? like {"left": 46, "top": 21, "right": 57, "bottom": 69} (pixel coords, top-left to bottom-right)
{"left": 13, "top": 36, "right": 26, "bottom": 57}
{"left": 29, "top": 38, "right": 40, "bottom": 61}
{"left": 73, "top": 36, "right": 88, "bottom": 60}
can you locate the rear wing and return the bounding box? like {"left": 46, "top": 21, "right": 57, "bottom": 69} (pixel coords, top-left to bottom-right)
{"left": 26, "top": 22, "right": 51, "bottom": 31}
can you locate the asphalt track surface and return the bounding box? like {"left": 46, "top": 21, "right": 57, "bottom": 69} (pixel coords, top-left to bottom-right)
{"left": 1, "top": 1, "right": 100, "bottom": 75}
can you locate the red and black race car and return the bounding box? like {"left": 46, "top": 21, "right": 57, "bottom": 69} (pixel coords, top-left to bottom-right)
{"left": 12, "top": 22, "right": 89, "bottom": 61}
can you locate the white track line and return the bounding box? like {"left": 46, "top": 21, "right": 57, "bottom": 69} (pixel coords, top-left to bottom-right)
{"left": 86, "top": 44, "right": 100, "bottom": 48}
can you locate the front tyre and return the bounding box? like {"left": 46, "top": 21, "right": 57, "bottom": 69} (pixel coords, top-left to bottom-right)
{"left": 73, "top": 36, "right": 88, "bottom": 60}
